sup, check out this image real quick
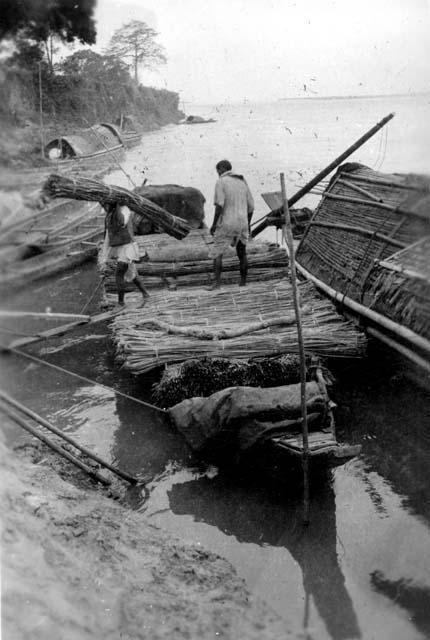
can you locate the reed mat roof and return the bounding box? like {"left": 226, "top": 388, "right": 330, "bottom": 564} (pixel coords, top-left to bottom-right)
{"left": 296, "top": 163, "right": 430, "bottom": 338}
{"left": 110, "top": 279, "right": 366, "bottom": 375}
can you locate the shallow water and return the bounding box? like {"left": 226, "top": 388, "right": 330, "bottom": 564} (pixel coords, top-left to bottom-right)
{"left": 2, "top": 96, "right": 430, "bottom": 639}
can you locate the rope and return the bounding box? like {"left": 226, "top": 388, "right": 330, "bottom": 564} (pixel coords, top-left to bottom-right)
{"left": 2, "top": 344, "right": 167, "bottom": 415}
{"left": 80, "top": 276, "right": 105, "bottom": 315}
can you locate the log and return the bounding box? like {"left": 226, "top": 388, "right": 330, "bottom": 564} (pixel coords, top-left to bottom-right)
{"left": 43, "top": 174, "right": 191, "bottom": 240}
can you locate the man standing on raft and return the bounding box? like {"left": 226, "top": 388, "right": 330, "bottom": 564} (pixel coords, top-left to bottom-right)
{"left": 100, "top": 202, "right": 149, "bottom": 307}
{"left": 209, "top": 160, "right": 254, "bottom": 289}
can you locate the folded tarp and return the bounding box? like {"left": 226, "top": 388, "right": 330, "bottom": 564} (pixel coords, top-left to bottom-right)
{"left": 168, "top": 382, "right": 327, "bottom": 456}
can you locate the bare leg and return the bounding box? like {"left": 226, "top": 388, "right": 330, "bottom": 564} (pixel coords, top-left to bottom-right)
{"left": 133, "top": 275, "right": 150, "bottom": 304}
{"left": 236, "top": 241, "right": 248, "bottom": 286}
{"left": 115, "top": 261, "right": 128, "bottom": 305}
{"left": 208, "top": 255, "right": 222, "bottom": 290}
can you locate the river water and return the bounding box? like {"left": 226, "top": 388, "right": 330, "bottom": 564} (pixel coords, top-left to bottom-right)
{"left": 2, "top": 95, "right": 430, "bottom": 639}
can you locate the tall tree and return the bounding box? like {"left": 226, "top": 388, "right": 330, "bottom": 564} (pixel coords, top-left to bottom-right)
{"left": 107, "top": 20, "right": 166, "bottom": 83}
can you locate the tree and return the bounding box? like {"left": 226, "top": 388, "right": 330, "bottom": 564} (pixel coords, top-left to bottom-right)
{"left": 106, "top": 20, "right": 166, "bottom": 83}
{"left": 0, "top": 0, "right": 97, "bottom": 71}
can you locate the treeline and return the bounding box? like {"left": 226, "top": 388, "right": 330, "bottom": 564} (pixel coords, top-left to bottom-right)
{"left": 1, "top": 49, "right": 181, "bottom": 129}
{"left": 0, "top": 2, "right": 180, "bottom": 129}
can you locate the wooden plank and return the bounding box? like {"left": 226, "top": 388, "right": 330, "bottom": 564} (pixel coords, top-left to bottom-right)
{"left": 5, "top": 309, "right": 122, "bottom": 351}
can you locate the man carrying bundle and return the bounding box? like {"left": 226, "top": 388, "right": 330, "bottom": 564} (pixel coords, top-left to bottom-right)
{"left": 99, "top": 202, "right": 149, "bottom": 307}
{"left": 209, "top": 159, "right": 254, "bottom": 289}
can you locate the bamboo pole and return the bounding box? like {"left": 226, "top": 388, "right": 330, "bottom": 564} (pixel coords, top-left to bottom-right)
{"left": 0, "top": 310, "right": 90, "bottom": 321}
{"left": 294, "top": 260, "right": 430, "bottom": 356}
{"left": 38, "top": 62, "right": 45, "bottom": 159}
{"left": 280, "top": 173, "right": 310, "bottom": 524}
{"left": 0, "top": 402, "right": 111, "bottom": 485}
{"left": 0, "top": 390, "right": 138, "bottom": 483}
{"left": 252, "top": 112, "right": 395, "bottom": 237}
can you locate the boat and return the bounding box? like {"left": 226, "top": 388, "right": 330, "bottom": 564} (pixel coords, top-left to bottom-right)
{"left": 294, "top": 162, "right": 430, "bottom": 376}
{"left": 181, "top": 115, "right": 216, "bottom": 124}
{"left": 155, "top": 357, "right": 361, "bottom": 478}
{"left": 0, "top": 124, "right": 124, "bottom": 194}
{"left": 0, "top": 197, "right": 104, "bottom": 292}
{"left": 44, "top": 123, "right": 124, "bottom": 167}
{"left": 114, "top": 115, "right": 143, "bottom": 148}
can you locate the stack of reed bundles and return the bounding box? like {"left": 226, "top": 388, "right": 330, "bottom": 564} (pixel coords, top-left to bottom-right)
{"left": 296, "top": 164, "right": 430, "bottom": 302}
{"left": 111, "top": 279, "right": 366, "bottom": 374}
{"left": 103, "top": 229, "right": 289, "bottom": 291}
{"left": 152, "top": 355, "right": 317, "bottom": 408}
{"left": 363, "top": 237, "right": 430, "bottom": 339}
{"left": 43, "top": 174, "right": 190, "bottom": 240}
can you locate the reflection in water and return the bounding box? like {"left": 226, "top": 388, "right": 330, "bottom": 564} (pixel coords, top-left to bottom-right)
{"left": 168, "top": 474, "right": 361, "bottom": 640}
{"left": 111, "top": 392, "right": 193, "bottom": 480}
{"left": 371, "top": 570, "right": 430, "bottom": 638}
{"left": 334, "top": 356, "right": 430, "bottom": 525}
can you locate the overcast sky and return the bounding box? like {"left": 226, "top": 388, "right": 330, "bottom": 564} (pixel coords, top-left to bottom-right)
{"left": 94, "top": 0, "right": 430, "bottom": 103}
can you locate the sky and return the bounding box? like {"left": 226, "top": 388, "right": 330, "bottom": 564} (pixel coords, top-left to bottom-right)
{"left": 93, "top": 0, "right": 430, "bottom": 103}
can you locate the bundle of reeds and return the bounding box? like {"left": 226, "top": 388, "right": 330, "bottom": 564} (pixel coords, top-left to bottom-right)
{"left": 152, "top": 355, "right": 314, "bottom": 408}
{"left": 43, "top": 174, "right": 190, "bottom": 240}
{"left": 104, "top": 266, "right": 289, "bottom": 292}
{"left": 111, "top": 279, "right": 366, "bottom": 374}
{"left": 103, "top": 246, "right": 288, "bottom": 291}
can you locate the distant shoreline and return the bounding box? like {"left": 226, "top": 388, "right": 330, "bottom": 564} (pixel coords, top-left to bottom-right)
{"left": 277, "top": 92, "right": 430, "bottom": 102}
{"left": 188, "top": 92, "right": 430, "bottom": 109}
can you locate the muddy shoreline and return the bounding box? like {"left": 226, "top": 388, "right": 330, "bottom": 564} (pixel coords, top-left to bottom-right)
{"left": 1, "top": 427, "right": 294, "bottom": 639}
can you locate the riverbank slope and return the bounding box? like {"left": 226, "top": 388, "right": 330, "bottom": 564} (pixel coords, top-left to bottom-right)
{"left": 1, "top": 432, "right": 294, "bottom": 640}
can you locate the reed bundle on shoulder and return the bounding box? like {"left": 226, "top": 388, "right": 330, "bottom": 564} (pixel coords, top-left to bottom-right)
{"left": 43, "top": 174, "right": 191, "bottom": 240}
{"left": 110, "top": 279, "right": 366, "bottom": 374}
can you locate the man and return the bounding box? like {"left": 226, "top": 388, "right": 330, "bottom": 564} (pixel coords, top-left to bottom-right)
{"left": 99, "top": 202, "right": 149, "bottom": 307}
{"left": 209, "top": 159, "right": 254, "bottom": 288}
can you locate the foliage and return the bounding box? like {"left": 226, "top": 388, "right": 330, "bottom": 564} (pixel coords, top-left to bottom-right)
{"left": 106, "top": 20, "right": 166, "bottom": 82}
{"left": 6, "top": 33, "right": 45, "bottom": 69}
{"left": 0, "top": 0, "right": 97, "bottom": 45}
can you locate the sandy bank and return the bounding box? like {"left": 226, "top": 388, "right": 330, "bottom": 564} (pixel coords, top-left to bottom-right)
{"left": 1, "top": 436, "right": 295, "bottom": 639}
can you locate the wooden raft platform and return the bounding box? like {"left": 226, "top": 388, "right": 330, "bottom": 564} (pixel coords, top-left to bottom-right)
{"left": 110, "top": 278, "right": 367, "bottom": 375}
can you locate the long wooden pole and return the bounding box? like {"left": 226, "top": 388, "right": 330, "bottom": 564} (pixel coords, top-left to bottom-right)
{"left": 280, "top": 172, "right": 310, "bottom": 524}
{"left": 0, "top": 390, "right": 138, "bottom": 484}
{"left": 252, "top": 112, "right": 395, "bottom": 237}
{"left": 0, "top": 402, "right": 111, "bottom": 485}
{"left": 0, "top": 310, "right": 90, "bottom": 321}
{"left": 38, "top": 62, "right": 45, "bottom": 159}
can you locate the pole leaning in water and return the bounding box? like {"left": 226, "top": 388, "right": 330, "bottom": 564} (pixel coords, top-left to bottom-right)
{"left": 252, "top": 112, "right": 395, "bottom": 237}
{"left": 280, "top": 172, "right": 310, "bottom": 524}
